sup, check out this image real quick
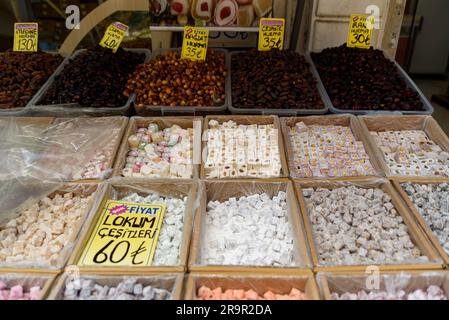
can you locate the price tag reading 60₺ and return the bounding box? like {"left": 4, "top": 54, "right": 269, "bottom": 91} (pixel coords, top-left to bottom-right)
{"left": 347, "top": 14, "right": 375, "bottom": 49}
{"left": 99, "top": 22, "right": 128, "bottom": 53}
{"left": 79, "top": 200, "right": 166, "bottom": 267}
{"left": 258, "top": 18, "right": 285, "bottom": 51}
{"left": 181, "top": 26, "right": 209, "bottom": 61}
{"left": 13, "top": 23, "right": 38, "bottom": 52}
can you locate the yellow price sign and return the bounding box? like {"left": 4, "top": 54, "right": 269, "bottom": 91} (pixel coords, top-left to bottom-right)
{"left": 13, "top": 23, "right": 38, "bottom": 52}
{"left": 181, "top": 26, "right": 209, "bottom": 61}
{"left": 79, "top": 200, "right": 166, "bottom": 267}
{"left": 347, "top": 14, "right": 375, "bottom": 49}
{"left": 258, "top": 18, "right": 285, "bottom": 51}
{"left": 99, "top": 22, "right": 128, "bottom": 53}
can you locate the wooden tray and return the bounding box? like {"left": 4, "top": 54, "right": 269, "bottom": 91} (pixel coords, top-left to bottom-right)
{"left": 0, "top": 269, "right": 59, "bottom": 300}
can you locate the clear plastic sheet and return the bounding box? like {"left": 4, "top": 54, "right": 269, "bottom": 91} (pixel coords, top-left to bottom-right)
{"left": 317, "top": 271, "right": 449, "bottom": 300}
{"left": 0, "top": 272, "right": 56, "bottom": 300}
{"left": 0, "top": 117, "right": 126, "bottom": 223}
{"left": 294, "top": 178, "right": 441, "bottom": 267}
{"left": 48, "top": 272, "right": 183, "bottom": 300}
{"left": 185, "top": 273, "right": 320, "bottom": 300}
{"left": 71, "top": 179, "right": 196, "bottom": 269}
{"left": 0, "top": 183, "right": 105, "bottom": 269}
{"left": 189, "top": 180, "right": 312, "bottom": 271}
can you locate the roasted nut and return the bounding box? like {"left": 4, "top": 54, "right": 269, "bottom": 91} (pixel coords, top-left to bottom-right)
{"left": 124, "top": 49, "right": 227, "bottom": 107}
{"left": 0, "top": 51, "right": 63, "bottom": 109}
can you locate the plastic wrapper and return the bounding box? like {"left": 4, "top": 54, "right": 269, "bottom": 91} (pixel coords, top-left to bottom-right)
{"left": 0, "top": 272, "right": 56, "bottom": 300}
{"left": 70, "top": 179, "right": 196, "bottom": 270}
{"left": 0, "top": 183, "right": 105, "bottom": 270}
{"left": 294, "top": 178, "right": 441, "bottom": 269}
{"left": 189, "top": 179, "right": 312, "bottom": 272}
{"left": 317, "top": 271, "right": 449, "bottom": 300}
{"left": 113, "top": 116, "right": 202, "bottom": 180}
{"left": 201, "top": 115, "right": 289, "bottom": 179}
{"left": 48, "top": 272, "right": 183, "bottom": 300}
{"left": 185, "top": 272, "right": 319, "bottom": 300}
{"left": 358, "top": 115, "right": 449, "bottom": 178}
{"left": 280, "top": 115, "right": 383, "bottom": 179}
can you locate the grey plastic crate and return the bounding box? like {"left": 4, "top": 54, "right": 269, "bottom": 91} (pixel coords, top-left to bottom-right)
{"left": 133, "top": 48, "right": 229, "bottom": 116}
{"left": 309, "top": 51, "right": 434, "bottom": 116}
{"left": 26, "top": 48, "right": 150, "bottom": 117}
{"left": 228, "top": 51, "right": 329, "bottom": 116}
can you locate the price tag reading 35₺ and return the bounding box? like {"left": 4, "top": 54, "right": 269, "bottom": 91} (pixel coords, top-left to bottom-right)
{"left": 99, "top": 22, "right": 128, "bottom": 53}
{"left": 258, "top": 18, "right": 285, "bottom": 51}
{"left": 79, "top": 200, "right": 166, "bottom": 267}
{"left": 181, "top": 26, "right": 209, "bottom": 61}
{"left": 13, "top": 23, "right": 38, "bottom": 52}
{"left": 347, "top": 14, "right": 375, "bottom": 49}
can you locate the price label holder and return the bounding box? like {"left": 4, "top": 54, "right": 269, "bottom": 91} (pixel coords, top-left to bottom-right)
{"left": 258, "top": 18, "right": 285, "bottom": 51}
{"left": 13, "top": 23, "right": 38, "bottom": 52}
{"left": 99, "top": 22, "right": 129, "bottom": 53}
{"left": 347, "top": 14, "right": 375, "bottom": 49}
{"left": 181, "top": 26, "right": 209, "bottom": 61}
{"left": 79, "top": 200, "right": 166, "bottom": 267}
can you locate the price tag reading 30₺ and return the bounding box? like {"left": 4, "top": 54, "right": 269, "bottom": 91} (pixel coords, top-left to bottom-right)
{"left": 79, "top": 200, "right": 166, "bottom": 267}
{"left": 258, "top": 18, "right": 285, "bottom": 51}
{"left": 13, "top": 23, "right": 38, "bottom": 52}
{"left": 181, "top": 26, "right": 209, "bottom": 61}
{"left": 347, "top": 14, "right": 375, "bottom": 49}
{"left": 99, "top": 22, "right": 128, "bottom": 53}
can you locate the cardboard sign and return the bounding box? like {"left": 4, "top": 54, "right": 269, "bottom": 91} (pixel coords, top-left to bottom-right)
{"left": 79, "top": 200, "right": 166, "bottom": 267}
{"left": 181, "top": 26, "right": 209, "bottom": 61}
{"left": 13, "top": 23, "right": 38, "bottom": 52}
{"left": 99, "top": 22, "right": 128, "bottom": 53}
{"left": 258, "top": 18, "right": 285, "bottom": 51}
{"left": 347, "top": 14, "right": 375, "bottom": 49}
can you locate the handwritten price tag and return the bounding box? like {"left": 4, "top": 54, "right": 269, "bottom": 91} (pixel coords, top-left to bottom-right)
{"left": 79, "top": 200, "right": 166, "bottom": 267}
{"left": 347, "top": 14, "right": 374, "bottom": 49}
{"left": 99, "top": 22, "right": 128, "bottom": 53}
{"left": 181, "top": 26, "right": 209, "bottom": 61}
{"left": 13, "top": 23, "right": 38, "bottom": 52}
{"left": 258, "top": 18, "right": 285, "bottom": 51}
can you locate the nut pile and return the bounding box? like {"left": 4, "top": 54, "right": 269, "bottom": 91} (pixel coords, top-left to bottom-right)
{"left": 121, "top": 192, "right": 186, "bottom": 265}
{"left": 125, "top": 49, "right": 226, "bottom": 107}
{"left": 197, "top": 286, "right": 307, "bottom": 300}
{"left": 205, "top": 120, "right": 282, "bottom": 178}
{"left": 331, "top": 286, "right": 447, "bottom": 300}
{"left": 0, "top": 191, "right": 93, "bottom": 267}
{"left": 202, "top": 192, "right": 296, "bottom": 267}
{"left": 287, "top": 122, "right": 375, "bottom": 178}
{"left": 123, "top": 123, "right": 193, "bottom": 179}
{"left": 302, "top": 186, "right": 428, "bottom": 265}
{"left": 0, "top": 51, "right": 63, "bottom": 109}
{"left": 371, "top": 130, "right": 449, "bottom": 177}
{"left": 231, "top": 49, "right": 324, "bottom": 110}
{"left": 63, "top": 277, "right": 172, "bottom": 300}
{"left": 0, "top": 281, "right": 42, "bottom": 300}
{"left": 311, "top": 45, "right": 423, "bottom": 111}
{"left": 402, "top": 183, "right": 449, "bottom": 254}
{"left": 39, "top": 46, "right": 145, "bottom": 108}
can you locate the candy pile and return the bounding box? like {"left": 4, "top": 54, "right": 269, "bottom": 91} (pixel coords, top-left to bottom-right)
{"left": 288, "top": 122, "right": 376, "bottom": 178}
{"left": 202, "top": 192, "right": 296, "bottom": 266}
{"left": 121, "top": 192, "right": 186, "bottom": 265}
{"left": 331, "top": 286, "right": 447, "bottom": 300}
{"left": 197, "top": 286, "right": 307, "bottom": 300}
{"left": 402, "top": 183, "right": 449, "bottom": 254}
{"left": 0, "top": 281, "right": 42, "bottom": 300}
{"left": 371, "top": 130, "right": 449, "bottom": 177}
{"left": 123, "top": 123, "right": 193, "bottom": 179}
{"left": 63, "top": 277, "right": 172, "bottom": 300}
{"left": 204, "top": 120, "right": 282, "bottom": 178}
{"left": 302, "top": 186, "right": 428, "bottom": 265}
{"left": 0, "top": 191, "right": 93, "bottom": 267}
